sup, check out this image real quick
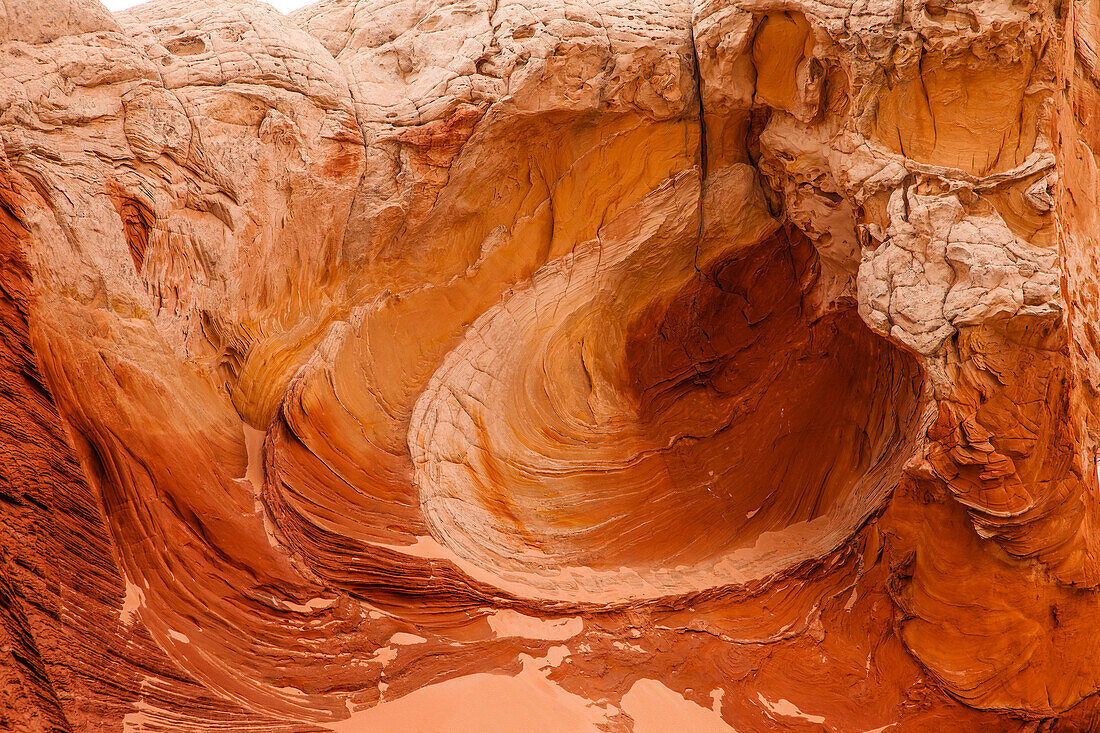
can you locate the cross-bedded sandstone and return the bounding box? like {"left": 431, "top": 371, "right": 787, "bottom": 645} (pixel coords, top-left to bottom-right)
{"left": 3, "top": 0, "right": 1100, "bottom": 730}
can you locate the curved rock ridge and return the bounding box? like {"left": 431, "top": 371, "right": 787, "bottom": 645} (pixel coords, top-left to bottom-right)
{"left": 3, "top": 0, "right": 1100, "bottom": 730}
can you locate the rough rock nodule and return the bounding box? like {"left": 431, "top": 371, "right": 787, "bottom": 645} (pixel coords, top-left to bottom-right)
{"left": 3, "top": 0, "right": 1100, "bottom": 730}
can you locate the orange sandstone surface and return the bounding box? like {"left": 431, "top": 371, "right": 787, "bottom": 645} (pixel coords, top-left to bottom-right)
{"left": 2, "top": 0, "right": 1100, "bottom": 730}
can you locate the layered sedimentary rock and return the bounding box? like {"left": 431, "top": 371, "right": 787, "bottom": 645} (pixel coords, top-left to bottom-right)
{"left": 4, "top": 0, "right": 1100, "bottom": 729}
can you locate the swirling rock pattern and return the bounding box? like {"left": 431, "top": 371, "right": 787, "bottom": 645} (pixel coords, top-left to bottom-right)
{"left": 3, "top": 0, "right": 1100, "bottom": 730}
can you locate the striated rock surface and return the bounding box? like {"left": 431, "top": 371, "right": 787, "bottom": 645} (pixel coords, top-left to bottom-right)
{"left": 3, "top": 0, "right": 1100, "bottom": 729}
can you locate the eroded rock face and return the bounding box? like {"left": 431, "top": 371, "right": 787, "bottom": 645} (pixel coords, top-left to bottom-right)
{"left": 3, "top": 0, "right": 1100, "bottom": 730}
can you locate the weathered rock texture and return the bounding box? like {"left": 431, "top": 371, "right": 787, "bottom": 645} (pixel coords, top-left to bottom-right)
{"left": 3, "top": 0, "right": 1100, "bottom": 729}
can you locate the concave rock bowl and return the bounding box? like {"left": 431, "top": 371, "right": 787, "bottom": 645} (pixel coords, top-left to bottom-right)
{"left": 411, "top": 229, "right": 927, "bottom": 603}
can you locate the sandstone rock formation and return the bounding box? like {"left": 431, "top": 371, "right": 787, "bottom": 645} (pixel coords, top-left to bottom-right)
{"left": 3, "top": 0, "right": 1100, "bottom": 729}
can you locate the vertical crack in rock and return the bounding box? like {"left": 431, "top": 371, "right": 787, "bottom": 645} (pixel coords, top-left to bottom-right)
{"left": 689, "top": 10, "right": 709, "bottom": 276}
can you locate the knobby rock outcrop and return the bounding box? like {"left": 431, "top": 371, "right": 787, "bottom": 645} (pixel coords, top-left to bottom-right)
{"left": 3, "top": 0, "right": 1100, "bottom": 730}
